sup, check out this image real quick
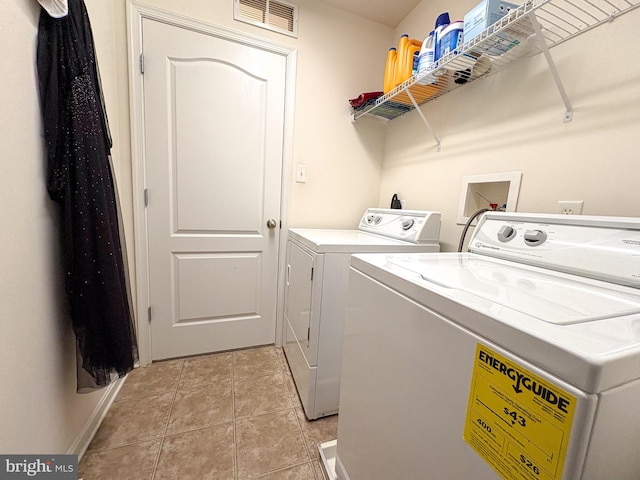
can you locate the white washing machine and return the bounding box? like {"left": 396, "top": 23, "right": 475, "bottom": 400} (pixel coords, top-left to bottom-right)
{"left": 329, "top": 212, "right": 640, "bottom": 480}
{"left": 283, "top": 208, "right": 441, "bottom": 420}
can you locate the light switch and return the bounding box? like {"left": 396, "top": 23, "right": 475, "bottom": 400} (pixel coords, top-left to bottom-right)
{"left": 296, "top": 164, "right": 307, "bottom": 183}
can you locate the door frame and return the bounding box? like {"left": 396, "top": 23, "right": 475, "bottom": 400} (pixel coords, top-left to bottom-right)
{"left": 127, "top": 1, "right": 297, "bottom": 366}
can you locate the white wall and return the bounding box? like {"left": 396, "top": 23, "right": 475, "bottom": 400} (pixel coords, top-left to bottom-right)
{"left": 285, "top": 0, "right": 390, "bottom": 227}
{"left": 378, "top": 1, "right": 640, "bottom": 251}
{"left": 0, "top": 0, "right": 126, "bottom": 454}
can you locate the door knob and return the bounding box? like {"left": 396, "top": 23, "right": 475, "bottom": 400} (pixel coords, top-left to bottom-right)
{"left": 267, "top": 219, "right": 277, "bottom": 229}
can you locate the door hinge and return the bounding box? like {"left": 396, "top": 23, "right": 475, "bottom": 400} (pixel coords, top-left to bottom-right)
{"left": 148, "top": 306, "right": 152, "bottom": 323}
{"left": 140, "top": 53, "right": 145, "bottom": 74}
{"left": 307, "top": 326, "right": 310, "bottom": 342}
{"left": 310, "top": 267, "right": 314, "bottom": 281}
{"left": 144, "top": 188, "right": 149, "bottom": 207}
{"left": 280, "top": 220, "right": 282, "bottom": 229}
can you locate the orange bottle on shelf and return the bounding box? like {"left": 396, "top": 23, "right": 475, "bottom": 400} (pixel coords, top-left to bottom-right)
{"left": 394, "top": 34, "right": 409, "bottom": 88}
{"left": 404, "top": 40, "right": 422, "bottom": 82}
{"left": 383, "top": 47, "right": 397, "bottom": 94}
{"left": 395, "top": 36, "right": 423, "bottom": 86}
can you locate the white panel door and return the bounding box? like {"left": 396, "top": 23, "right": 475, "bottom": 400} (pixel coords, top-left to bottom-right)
{"left": 142, "top": 19, "right": 286, "bottom": 360}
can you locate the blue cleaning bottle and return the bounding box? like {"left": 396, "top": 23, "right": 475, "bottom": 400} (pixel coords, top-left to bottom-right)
{"left": 433, "top": 12, "right": 451, "bottom": 63}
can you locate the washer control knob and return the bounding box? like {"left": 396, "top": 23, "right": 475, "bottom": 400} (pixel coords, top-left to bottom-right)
{"left": 524, "top": 229, "right": 547, "bottom": 246}
{"left": 366, "top": 215, "right": 376, "bottom": 224}
{"left": 374, "top": 215, "right": 382, "bottom": 224}
{"left": 497, "top": 225, "right": 516, "bottom": 242}
{"left": 401, "top": 218, "right": 415, "bottom": 230}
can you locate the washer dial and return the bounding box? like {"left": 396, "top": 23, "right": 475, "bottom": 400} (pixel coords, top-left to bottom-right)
{"left": 524, "top": 229, "right": 548, "bottom": 246}
{"left": 497, "top": 225, "right": 516, "bottom": 243}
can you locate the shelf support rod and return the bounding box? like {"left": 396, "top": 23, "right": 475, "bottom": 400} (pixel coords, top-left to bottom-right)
{"left": 405, "top": 89, "right": 442, "bottom": 151}
{"left": 529, "top": 12, "right": 573, "bottom": 122}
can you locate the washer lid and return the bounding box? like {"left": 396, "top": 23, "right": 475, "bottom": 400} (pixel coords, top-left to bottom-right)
{"left": 388, "top": 255, "right": 640, "bottom": 325}
{"left": 351, "top": 252, "right": 640, "bottom": 393}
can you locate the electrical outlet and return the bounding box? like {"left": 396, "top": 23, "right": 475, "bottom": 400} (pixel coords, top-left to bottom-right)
{"left": 557, "top": 200, "right": 583, "bottom": 215}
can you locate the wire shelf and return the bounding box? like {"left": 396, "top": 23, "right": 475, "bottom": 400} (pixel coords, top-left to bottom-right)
{"left": 351, "top": 0, "right": 640, "bottom": 122}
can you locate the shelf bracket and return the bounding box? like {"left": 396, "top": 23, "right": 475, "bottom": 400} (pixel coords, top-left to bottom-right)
{"left": 405, "top": 89, "right": 442, "bottom": 151}
{"left": 529, "top": 12, "right": 573, "bottom": 122}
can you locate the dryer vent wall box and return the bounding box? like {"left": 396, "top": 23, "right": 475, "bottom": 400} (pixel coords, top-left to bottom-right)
{"left": 334, "top": 212, "right": 640, "bottom": 480}
{"left": 283, "top": 208, "right": 441, "bottom": 419}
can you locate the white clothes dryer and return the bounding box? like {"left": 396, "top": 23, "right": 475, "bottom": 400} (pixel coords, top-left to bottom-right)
{"left": 329, "top": 212, "right": 640, "bottom": 480}
{"left": 283, "top": 208, "right": 441, "bottom": 419}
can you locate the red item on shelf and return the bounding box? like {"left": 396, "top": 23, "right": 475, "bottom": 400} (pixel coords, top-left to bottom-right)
{"left": 349, "top": 91, "right": 384, "bottom": 108}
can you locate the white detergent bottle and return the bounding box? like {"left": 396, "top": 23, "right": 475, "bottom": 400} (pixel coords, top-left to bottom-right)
{"left": 416, "top": 31, "right": 436, "bottom": 85}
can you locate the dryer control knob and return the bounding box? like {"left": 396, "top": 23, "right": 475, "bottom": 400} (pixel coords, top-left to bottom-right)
{"left": 401, "top": 219, "right": 415, "bottom": 230}
{"left": 524, "top": 229, "right": 547, "bottom": 246}
{"left": 497, "top": 225, "right": 516, "bottom": 242}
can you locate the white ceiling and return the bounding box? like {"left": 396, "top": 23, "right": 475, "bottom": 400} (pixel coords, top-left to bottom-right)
{"left": 318, "top": 0, "right": 423, "bottom": 28}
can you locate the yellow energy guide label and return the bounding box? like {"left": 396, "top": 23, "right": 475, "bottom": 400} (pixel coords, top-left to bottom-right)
{"left": 464, "top": 344, "right": 576, "bottom": 480}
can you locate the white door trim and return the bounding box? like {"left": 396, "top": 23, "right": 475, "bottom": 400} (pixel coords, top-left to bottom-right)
{"left": 126, "top": 1, "right": 297, "bottom": 366}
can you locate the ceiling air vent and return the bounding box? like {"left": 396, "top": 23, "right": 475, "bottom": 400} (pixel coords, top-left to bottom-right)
{"left": 234, "top": 0, "right": 298, "bottom": 38}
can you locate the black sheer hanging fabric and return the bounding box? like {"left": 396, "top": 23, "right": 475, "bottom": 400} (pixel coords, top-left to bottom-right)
{"left": 37, "top": 0, "right": 138, "bottom": 390}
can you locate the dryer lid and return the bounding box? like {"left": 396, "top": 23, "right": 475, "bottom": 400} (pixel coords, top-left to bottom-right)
{"left": 288, "top": 228, "right": 439, "bottom": 253}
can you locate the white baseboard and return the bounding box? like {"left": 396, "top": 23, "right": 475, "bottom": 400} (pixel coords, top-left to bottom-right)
{"left": 334, "top": 452, "right": 350, "bottom": 480}
{"left": 66, "top": 376, "right": 126, "bottom": 459}
{"left": 319, "top": 440, "right": 337, "bottom": 480}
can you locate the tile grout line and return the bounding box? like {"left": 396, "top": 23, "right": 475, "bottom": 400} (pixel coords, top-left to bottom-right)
{"left": 235, "top": 347, "right": 310, "bottom": 480}
{"left": 250, "top": 459, "right": 319, "bottom": 479}
{"left": 83, "top": 369, "right": 182, "bottom": 457}
{"left": 231, "top": 351, "right": 239, "bottom": 480}
{"left": 291, "top": 399, "right": 314, "bottom": 464}
{"left": 278, "top": 349, "right": 317, "bottom": 472}
{"left": 83, "top": 436, "right": 165, "bottom": 454}
{"left": 149, "top": 359, "right": 185, "bottom": 480}
{"left": 233, "top": 369, "right": 293, "bottom": 422}
{"left": 278, "top": 348, "right": 325, "bottom": 480}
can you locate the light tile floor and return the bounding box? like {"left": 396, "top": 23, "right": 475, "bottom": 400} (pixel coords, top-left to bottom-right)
{"left": 79, "top": 346, "right": 336, "bottom": 480}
